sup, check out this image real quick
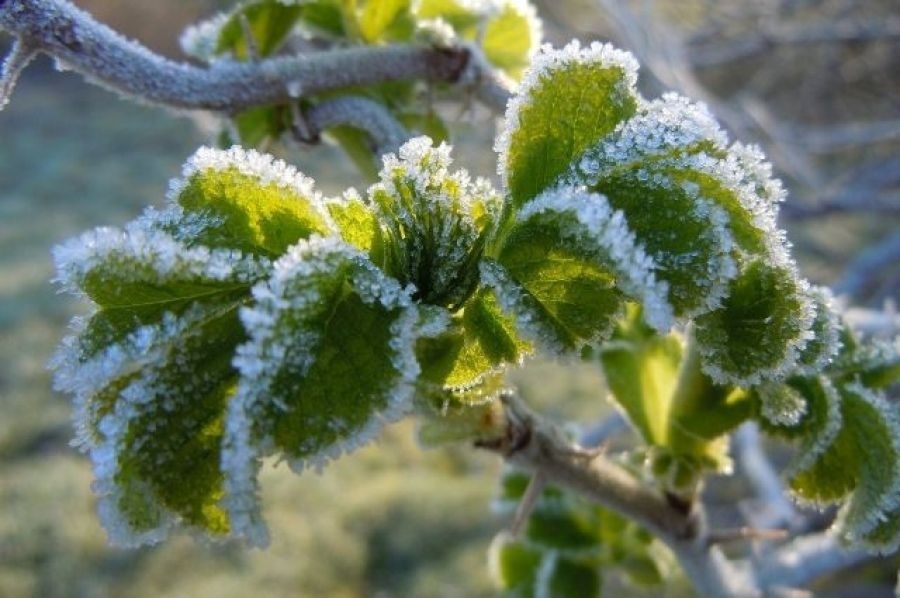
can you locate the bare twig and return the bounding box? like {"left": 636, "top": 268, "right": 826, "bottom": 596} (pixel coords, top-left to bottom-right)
{"left": 0, "top": 0, "right": 477, "bottom": 112}
{"left": 0, "top": 36, "right": 37, "bottom": 108}
{"left": 508, "top": 470, "right": 546, "bottom": 537}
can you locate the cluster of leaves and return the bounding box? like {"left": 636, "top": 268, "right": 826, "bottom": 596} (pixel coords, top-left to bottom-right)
{"left": 491, "top": 469, "right": 675, "bottom": 596}
{"left": 179, "top": 0, "right": 541, "bottom": 174}
{"left": 51, "top": 35, "right": 900, "bottom": 577}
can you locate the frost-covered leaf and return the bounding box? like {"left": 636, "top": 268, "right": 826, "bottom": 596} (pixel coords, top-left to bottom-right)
{"left": 567, "top": 93, "right": 728, "bottom": 186}
{"left": 223, "top": 236, "right": 422, "bottom": 543}
{"left": 497, "top": 41, "right": 640, "bottom": 208}
{"left": 482, "top": 195, "right": 632, "bottom": 352}
{"left": 417, "top": 288, "right": 530, "bottom": 394}
{"left": 216, "top": 1, "right": 304, "bottom": 59}
{"left": 758, "top": 376, "right": 843, "bottom": 477}
{"left": 369, "top": 137, "right": 496, "bottom": 309}
{"left": 51, "top": 223, "right": 266, "bottom": 449}
{"left": 695, "top": 259, "right": 814, "bottom": 387}
{"left": 794, "top": 286, "right": 842, "bottom": 375}
{"left": 326, "top": 189, "right": 383, "bottom": 257}
{"left": 589, "top": 158, "right": 737, "bottom": 319}
{"left": 486, "top": 187, "right": 672, "bottom": 353}
{"left": 166, "top": 146, "right": 333, "bottom": 257}
{"left": 829, "top": 331, "right": 900, "bottom": 390}
{"left": 788, "top": 383, "right": 900, "bottom": 551}
{"left": 90, "top": 303, "right": 243, "bottom": 546}
{"left": 755, "top": 382, "right": 808, "bottom": 427}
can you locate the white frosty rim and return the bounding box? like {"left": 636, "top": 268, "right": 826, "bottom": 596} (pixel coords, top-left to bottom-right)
{"left": 166, "top": 145, "right": 334, "bottom": 231}
{"left": 494, "top": 40, "right": 640, "bottom": 190}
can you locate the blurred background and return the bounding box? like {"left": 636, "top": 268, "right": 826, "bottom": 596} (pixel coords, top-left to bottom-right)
{"left": 0, "top": 0, "right": 897, "bottom": 596}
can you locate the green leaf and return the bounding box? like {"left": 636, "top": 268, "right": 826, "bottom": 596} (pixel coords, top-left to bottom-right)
{"left": 498, "top": 41, "right": 640, "bottom": 209}
{"left": 358, "top": 0, "right": 409, "bottom": 42}
{"left": 169, "top": 146, "right": 333, "bottom": 257}
{"left": 298, "top": 0, "right": 345, "bottom": 37}
{"left": 103, "top": 303, "right": 243, "bottom": 545}
{"left": 51, "top": 224, "right": 264, "bottom": 450}
{"left": 417, "top": 288, "right": 531, "bottom": 393}
{"left": 589, "top": 160, "right": 737, "bottom": 319}
{"left": 414, "top": 0, "right": 480, "bottom": 31}
{"left": 600, "top": 306, "right": 683, "bottom": 445}
{"left": 490, "top": 535, "right": 601, "bottom": 598}
{"left": 489, "top": 187, "right": 675, "bottom": 353}
{"left": 759, "top": 376, "right": 843, "bottom": 476}
{"left": 788, "top": 382, "right": 900, "bottom": 551}
{"left": 216, "top": 1, "right": 304, "bottom": 59}
{"left": 795, "top": 286, "right": 842, "bottom": 375}
{"left": 492, "top": 468, "right": 669, "bottom": 595}
{"left": 326, "top": 190, "right": 383, "bottom": 256}
{"left": 484, "top": 254, "right": 619, "bottom": 355}
{"left": 223, "top": 237, "right": 422, "bottom": 542}
{"left": 481, "top": 2, "right": 539, "bottom": 80}
{"left": 547, "top": 556, "right": 602, "bottom": 598}
{"left": 490, "top": 534, "right": 542, "bottom": 595}
{"left": 695, "top": 259, "right": 813, "bottom": 387}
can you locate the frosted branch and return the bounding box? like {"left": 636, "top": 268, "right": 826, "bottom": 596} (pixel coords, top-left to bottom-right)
{"left": 0, "top": 36, "right": 36, "bottom": 109}
{"left": 757, "top": 533, "right": 873, "bottom": 590}
{"left": 0, "top": 0, "right": 473, "bottom": 112}
{"left": 733, "top": 422, "right": 797, "bottom": 530}
{"left": 305, "top": 95, "right": 409, "bottom": 156}
{"left": 478, "top": 392, "right": 754, "bottom": 597}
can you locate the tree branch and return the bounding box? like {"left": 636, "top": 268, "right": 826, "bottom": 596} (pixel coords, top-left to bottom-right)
{"left": 303, "top": 95, "right": 409, "bottom": 156}
{"left": 477, "top": 392, "right": 754, "bottom": 597}
{"left": 0, "top": 0, "right": 473, "bottom": 112}
{"left": 756, "top": 532, "right": 873, "bottom": 590}
{"left": 0, "top": 35, "right": 36, "bottom": 108}
{"left": 733, "top": 422, "right": 797, "bottom": 531}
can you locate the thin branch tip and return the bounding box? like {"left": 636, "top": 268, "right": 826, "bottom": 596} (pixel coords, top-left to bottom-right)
{"left": 0, "top": 37, "right": 37, "bottom": 110}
